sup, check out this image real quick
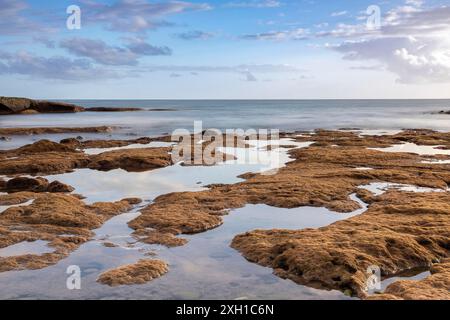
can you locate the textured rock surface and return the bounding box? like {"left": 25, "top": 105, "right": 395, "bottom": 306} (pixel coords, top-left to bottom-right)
{"left": 2, "top": 129, "right": 450, "bottom": 298}
{"left": 0, "top": 96, "right": 84, "bottom": 114}
{"left": 88, "top": 147, "right": 173, "bottom": 172}
{"left": 128, "top": 130, "right": 450, "bottom": 298}
{"left": 85, "top": 107, "right": 143, "bottom": 112}
{"left": 369, "top": 259, "right": 450, "bottom": 300}
{"left": 231, "top": 191, "right": 450, "bottom": 298}
{"left": 5, "top": 177, "right": 50, "bottom": 193}
{"left": 97, "top": 259, "right": 168, "bottom": 286}
{"left": 0, "top": 126, "right": 114, "bottom": 136}
{"left": 0, "top": 193, "right": 141, "bottom": 272}
{"left": 0, "top": 140, "right": 173, "bottom": 175}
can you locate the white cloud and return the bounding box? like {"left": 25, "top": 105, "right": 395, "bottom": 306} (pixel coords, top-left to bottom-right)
{"left": 241, "top": 28, "right": 309, "bottom": 41}
{"left": 325, "top": 2, "right": 450, "bottom": 84}
{"left": 225, "top": 0, "right": 281, "bottom": 8}
{"left": 60, "top": 37, "right": 171, "bottom": 66}
{"left": 81, "top": 0, "right": 212, "bottom": 33}
{"left": 331, "top": 11, "right": 348, "bottom": 17}
{"left": 0, "top": 50, "right": 118, "bottom": 80}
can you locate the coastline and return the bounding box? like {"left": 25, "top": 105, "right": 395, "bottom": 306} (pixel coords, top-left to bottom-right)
{"left": 0, "top": 126, "right": 449, "bottom": 299}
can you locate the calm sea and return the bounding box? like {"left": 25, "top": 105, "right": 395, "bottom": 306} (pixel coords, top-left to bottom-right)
{"left": 1, "top": 100, "right": 450, "bottom": 148}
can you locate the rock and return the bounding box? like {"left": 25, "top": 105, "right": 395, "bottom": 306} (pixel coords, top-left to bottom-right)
{"left": 0, "top": 126, "right": 116, "bottom": 136}
{"left": 47, "top": 181, "right": 75, "bottom": 193}
{"left": 0, "top": 152, "right": 90, "bottom": 175}
{"left": 88, "top": 147, "right": 172, "bottom": 172}
{"left": 103, "top": 242, "right": 118, "bottom": 248}
{"left": 0, "top": 136, "right": 11, "bottom": 141}
{"left": 15, "top": 140, "right": 78, "bottom": 154}
{"left": 231, "top": 191, "right": 450, "bottom": 299}
{"left": 0, "top": 193, "right": 140, "bottom": 272}
{"left": 19, "top": 109, "right": 40, "bottom": 114}
{"left": 0, "top": 96, "right": 84, "bottom": 114}
{"left": 97, "top": 259, "right": 169, "bottom": 286}
{"left": 60, "top": 138, "right": 82, "bottom": 147}
{"left": 3, "top": 177, "right": 74, "bottom": 193}
{"left": 0, "top": 96, "right": 33, "bottom": 114}
{"left": 85, "top": 107, "right": 143, "bottom": 112}
{"left": 32, "top": 100, "right": 84, "bottom": 113}
{"left": 133, "top": 229, "right": 188, "bottom": 247}
{"left": 6, "top": 177, "right": 49, "bottom": 193}
{"left": 126, "top": 129, "right": 450, "bottom": 299}
{"left": 369, "top": 259, "right": 450, "bottom": 300}
{"left": 0, "top": 139, "right": 172, "bottom": 175}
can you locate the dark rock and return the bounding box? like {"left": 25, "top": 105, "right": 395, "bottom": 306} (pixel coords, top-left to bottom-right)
{"left": 0, "top": 97, "right": 33, "bottom": 114}
{"left": 0, "top": 96, "right": 85, "bottom": 114}
{"left": 85, "top": 107, "right": 142, "bottom": 112}
{"left": 47, "top": 181, "right": 75, "bottom": 193}
{"left": 16, "top": 140, "right": 78, "bottom": 154}
{"left": 60, "top": 138, "right": 82, "bottom": 147}
{"left": 6, "top": 177, "right": 49, "bottom": 193}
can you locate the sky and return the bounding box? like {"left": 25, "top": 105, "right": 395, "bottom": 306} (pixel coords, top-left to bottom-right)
{"left": 0, "top": 0, "right": 449, "bottom": 99}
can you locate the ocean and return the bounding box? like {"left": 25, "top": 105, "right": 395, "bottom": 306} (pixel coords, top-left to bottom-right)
{"left": 2, "top": 99, "right": 450, "bottom": 135}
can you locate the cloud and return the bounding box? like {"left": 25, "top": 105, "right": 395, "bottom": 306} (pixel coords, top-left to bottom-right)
{"left": 81, "top": 0, "right": 211, "bottom": 33}
{"left": 349, "top": 65, "right": 385, "bottom": 71}
{"left": 141, "top": 63, "right": 305, "bottom": 81}
{"left": 0, "top": 50, "right": 117, "bottom": 80}
{"left": 60, "top": 37, "right": 171, "bottom": 66}
{"left": 174, "top": 30, "right": 214, "bottom": 40}
{"left": 0, "top": 0, "right": 50, "bottom": 35}
{"left": 143, "top": 64, "right": 304, "bottom": 74}
{"left": 125, "top": 37, "right": 172, "bottom": 56}
{"left": 331, "top": 11, "right": 348, "bottom": 17}
{"left": 224, "top": 0, "right": 281, "bottom": 8}
{"left": 33, "top": 36, "right": 56, "bottom": 49}
{"left": 334, "top": 37, "right": 450, "bottom": 84}
{"left": 324, "top": 1, "right": 450, "bottom": 84}
{"left": 241, "top": 28, "right": 309, "bottom": 41}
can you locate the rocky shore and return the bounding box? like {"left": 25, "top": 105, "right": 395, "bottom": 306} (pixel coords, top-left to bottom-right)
{"left": 0, "top": 128, "right": 449, "bottom": 299}
{"left": 97, "top": 259, "right": 169, "bottom": 287}
{"left": 0, "top": 126, "right": 115, "bottom": 136}
{"left": 0, "top": 96, "right": 145, "bottom": 115}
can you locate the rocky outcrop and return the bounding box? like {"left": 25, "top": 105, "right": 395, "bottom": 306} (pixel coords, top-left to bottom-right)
{"left": 0, "top": 126, "right": 115, "bottom": 136}
{"left": 0, "top": 140, "right": 173, "bottom": 175}
{"left": 0, "top": 176, "right": 74, "bottom": 194}
{"left": 231, "top": 191, "right": 450, "bottom": 299}
{"left": 126, "top": 130, "right": 450, "bottom": 297}
{"left": 369, "top": 259, "right": 450, "bottom": 300}
{"left": 132, "top": 229, "right": 188, "bottom": 247}
{"left": 85, "top": 107, "right": 143, "bottom": 112}
{"left": 0, "top": 96, "right": 84, "bottom": 114}
{"left": 5, "top": 177, "right": 50, "bottom": 193}
{"left": 15, "top": 140, "right": 79, "bottom": 154}
{"left": 0, "top": 97, "right": 156, "bottom": 115}
{"left": 97, "top": 259, "right": 169, "bottom": 286}
{"left": 60, "top": 136, "right": 171, "bottom": 149}
{"left": 47, "top": 181, "right": 75, "bottom": 193}
{"left": 87, "top": 147, "right": 173, "bottom": 172}
{"left": 0, "top": 140, "right": 89, "bottom": 175}
{"left": 0, "top": 193, "right": 141, "bottom": 272}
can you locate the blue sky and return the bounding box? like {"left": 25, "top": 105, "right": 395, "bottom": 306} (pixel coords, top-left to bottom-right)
{"left": 0, "top": 0, "right": 449, "bottom": 99}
